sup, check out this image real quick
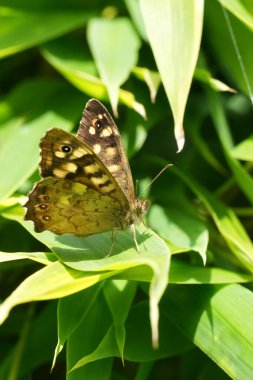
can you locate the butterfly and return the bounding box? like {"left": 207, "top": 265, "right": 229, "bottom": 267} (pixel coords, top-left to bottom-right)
{"left": 24, "top": 99, "right": 149, "bottom": 252}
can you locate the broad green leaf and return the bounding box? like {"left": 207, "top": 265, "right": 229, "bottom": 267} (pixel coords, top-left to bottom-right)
{"left": 219, "top": 0, "right": 253, "bottom": 31}
{"left": 0, "top": 261, "right": 116, "bottom": 325}
{"left": 174, "top": 166, "right": 253, "bottom": 272}
{"left": 140, "top": 0, "right": 204, "bottom": 151}
{"left": 162, "top": 284, "right": 253, "bottom": 379}
{"left": 67, "top": 292, "right": 113, "bottom": 379}
{"left": 52, "top": 284, "right": 102, "bottom": 369}
{"left": 124, "top": 0, "right": 148, "bottom": 41}
{"left": 231, "top": 134, "right": 253, "bottom": 161}
{"left": 87, "top": 18, "right": 141, "bottom": 116}
{"left": 0, "top": 2, "right": 94, "bottom": 58}
{"left": 0, "top": 79, "right": 84, "bottom": 200}
{"left": 103, "top": 280, "right": 137, "bottom": 362}
{"left": 41, "top": 36, "right": 146, "bottom": 117}
{"left": 71, "top": 301, "right": 192, "bottom": 371}
{"left": 3, "top": 206, "right": 253, "bottom": 285}
{"left": 0, "top": 250, "right": 55, "bottom": 265}
{"left": 206, "top": 87, "right": 253, "bottom": 205}
{"left": 2, "top": 210, "right": 171, "bottom": 348}
{"left": 148, "top": 204, "right": 208, "bottom": 264}
{"left": 205, "top": 1, "right": 253, "bottom": 98}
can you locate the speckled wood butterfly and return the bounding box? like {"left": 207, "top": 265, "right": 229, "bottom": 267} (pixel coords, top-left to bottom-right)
{"left": 24, "top": 99, "right": 149, "bottom": 252}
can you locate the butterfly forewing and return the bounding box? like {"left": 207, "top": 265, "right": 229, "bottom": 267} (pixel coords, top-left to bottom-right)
{"left": 77, "top": 99, "right": 135, "bottom": 204}
{"left": 39, "top": 128, "right": 127, "bottom": 205}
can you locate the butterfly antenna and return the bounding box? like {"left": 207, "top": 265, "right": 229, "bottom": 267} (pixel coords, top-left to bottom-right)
{"left": 139, "top": 163, "right": 172, "bottom": 197}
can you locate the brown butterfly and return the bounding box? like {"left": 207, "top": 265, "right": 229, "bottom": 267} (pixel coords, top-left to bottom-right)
{"left": 24, "top": 99, "right": 149, "bottom": 252}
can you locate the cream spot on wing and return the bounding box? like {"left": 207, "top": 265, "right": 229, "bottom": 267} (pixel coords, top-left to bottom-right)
{"left": 89, "top": 126, "right": 96, "bottom": 135}
{"left": 100, "top": 127, "right": 113, "bottom": 137}
{"left": 55, "top": 151, "right": 67, "bottom": 158}
{"left": 62, "top": 162, "right": 78, "bottom": 173}
{"left": 91, "top": 176, "right": 112, "bottom": 187}
{"left": 98, "top": 114, "right": 103, "bottom": 120}
{"left": 93, "top": 144, "right": 101, "bottom": 154}
{"left": 106, "top": 146, "right": 117, "bottom": 156}
{"left": 99, "top": 182, "right": 115, "bottom": 192}
{"left": 71, "top": 147, "right": 87, "bottom": 158}
{"left": 53, "top": 168, "right": 67, "bottom": 178}
{"left": 108, "top": 164, "right": 119, "bottom": 173}
{"left": 83, "top": 163, "right": 101, "bottom": 175}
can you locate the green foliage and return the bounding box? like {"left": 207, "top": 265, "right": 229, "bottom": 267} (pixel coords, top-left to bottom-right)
{"left": 0, "top": 0, "right": 253, "bottom": 379}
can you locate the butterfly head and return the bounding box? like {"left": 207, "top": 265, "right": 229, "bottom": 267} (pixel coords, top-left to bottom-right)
{"left": 133, "top": 198, "right": 149, "bottom": 224}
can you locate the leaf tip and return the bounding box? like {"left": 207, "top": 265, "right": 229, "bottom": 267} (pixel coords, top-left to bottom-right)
{"left": 175, "top": 124, "right": 185, "bottom": 153}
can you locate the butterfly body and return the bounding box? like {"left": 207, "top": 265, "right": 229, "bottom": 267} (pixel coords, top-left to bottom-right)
{"left": 24, "top": 99, "right": 149, "bottom": 242}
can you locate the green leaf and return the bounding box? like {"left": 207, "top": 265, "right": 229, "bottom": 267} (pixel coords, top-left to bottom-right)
{"left": 231, "top": 134, "right": 253, "bottom": 161}
{"left": 0, "top": 1, "right": 93, "bottom": 58}
{"left": 218, "top": 0, "right": 253, "bottom": 31}
{"left": 41, "top": 36, "right": 146, "bottom": 117}
{"left": 140, "top": 0, "right": 204, "bottom": 151}
{"left": 195, "top": 67, "right": 236, "bottom": 93}
{"left": 132, "top": 66, "right": 161, "bottom": 102}
{"left": 173, "top": 166, "right": 253, "bottom": 272}
{"left": 71, "top": 301, "right": 192, "bottom": 371}
{"left": 67, "top": 292, "right": 113, "bottom": 378}
{"left": 103, "top": 280, "right": 137, "bottom": 362}
{"left": 87, "top": 17, "right": 141, "bottom": 116}
{"left": 0, "top": 79, "right": 84, "bottom": 201}
{"left": 148, "top": 204, "right": 208, "bottom": 263}
{"left": 52, "top": 284, "right": 102, "bottom": 370}
{"left": 162, "top": 284, "right": 253, "bottom": 379}
{"left": 124, "top": 0, "right": 148, "bottom": 41}
{"left": 1, "top": 215, "right": 171, "bottom": 349}
{"left": 206, "top": 87, "right": 253, "bottom": 205}
{"left": 205, "top": 1, "right": 253, "bottom": 98}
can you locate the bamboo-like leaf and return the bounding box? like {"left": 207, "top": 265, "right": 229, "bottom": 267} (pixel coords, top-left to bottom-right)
{"left": 0, "top": 79, "right": 83, "bottom": 201}
{"left": 148, "top": 204, "right": 208, "bottom": 264}
{"left": 174, "top": 166, "right": 253, "bottom": 272}
{"left": 70, "top": 301, "right": 192, "bottom": 371}
{"left": 0, "top": 2, "right": 93, "bottom": 58}
{"left": 140, "top": 0, "right": 204, "bottom": 151}
{"left": 103, "top": 280, "right": 137, "bottom": 362}
{"left": 163, "top": 284, "right": 253, "bottom": 379}
{"left": 87, "top": 18, "right": 141, "bottom": 116}
{"left": 218, "top": 0, "right": 253, "bottom": 31}
{"left": 231, "top": 135, "right": 253, "bottom": 161}
{"left": 41, "top": 36, "right": 146, "bottom": 118}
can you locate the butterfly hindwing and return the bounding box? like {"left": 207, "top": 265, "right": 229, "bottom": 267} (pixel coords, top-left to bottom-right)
{"left": 77, "top": 99, "right": 135, "bottom": 203}
{"left": 24, "top": 178, "right": 123, "bottom": 235}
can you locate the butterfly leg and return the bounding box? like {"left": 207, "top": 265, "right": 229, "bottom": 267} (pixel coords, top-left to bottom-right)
{"left": 130, "top": 223, "right": 140, "bottom": 254}
{"left": 105, "top": 230, "right": 117, "bottom": 258}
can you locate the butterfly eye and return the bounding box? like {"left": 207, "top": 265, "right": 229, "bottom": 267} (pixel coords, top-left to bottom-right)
{"left": 61, "top": 145, "right": 72, "bottom": 153}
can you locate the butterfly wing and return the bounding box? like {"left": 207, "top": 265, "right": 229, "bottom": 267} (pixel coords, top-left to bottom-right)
{"left": 39, "top": 128, "right": 128, "bottom": 204}
{"left": 77, "top": 99, "right": 135, "bottom": 203}
{"left": 24, "top": 127, "right": 130, "bottom": 235}
{"left": 24, "top": 178, "right": 123, "bottom": 235}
